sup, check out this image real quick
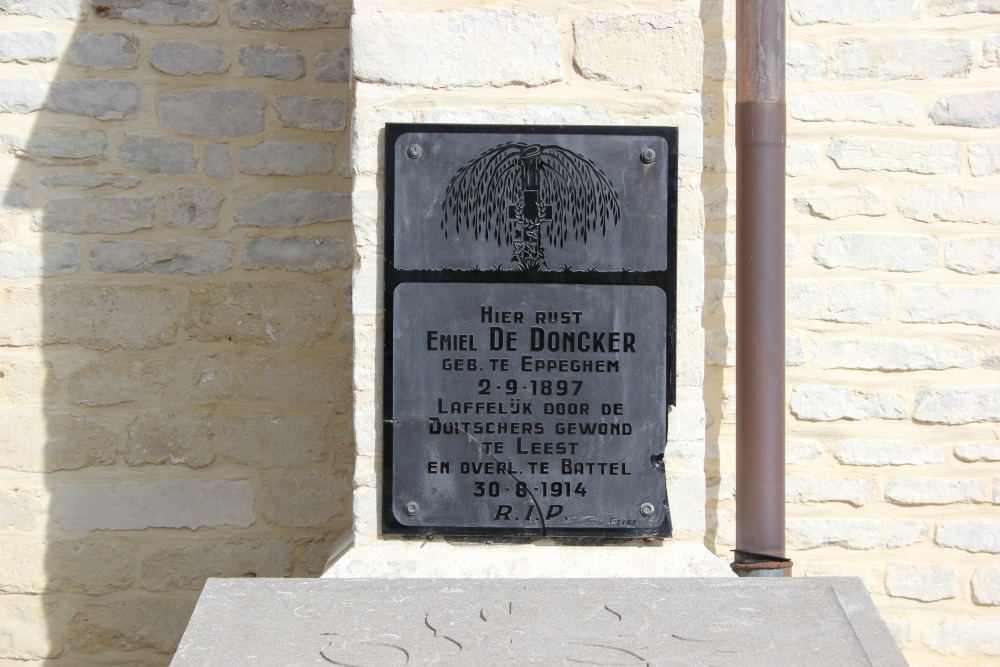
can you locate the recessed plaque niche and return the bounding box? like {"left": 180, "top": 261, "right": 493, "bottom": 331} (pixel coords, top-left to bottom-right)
{"left": 383, "top": 124, "right": 677, "bottom": 538}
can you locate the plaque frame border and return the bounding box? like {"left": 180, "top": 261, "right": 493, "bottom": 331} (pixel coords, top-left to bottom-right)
{"left": 381, "top": 123, "right": 678, "bottom": 538}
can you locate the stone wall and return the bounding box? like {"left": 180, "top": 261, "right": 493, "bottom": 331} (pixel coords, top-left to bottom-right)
{"left": 703, "top": 1, "right": 1000, "bottom": 664}
{"left": 0, "top": 0, "right": 353, "bottom": 663}
{"left": 1, "top": 0, "right": 998, "bottom": 663}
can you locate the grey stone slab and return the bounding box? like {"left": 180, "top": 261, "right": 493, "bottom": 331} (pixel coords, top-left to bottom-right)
{"left": 67, "top": 32, "right": 138, "bottom": 70}
{"left": 49, "top": 79, "right": 140, "bottom": 120}
{"left": 150, "top": 40, "right": 230, "bottom": 75}
{"left": 313, "top": 47, "right": 348, "bottom": 83}
{"left": 156, "top": 88, "right": 265, "bottom": 138}
{"left": 239, "top": 43, "right": 304, "bottom": 80}
{"left": 90, "top": 0, "right": 218, "bottom": 25}
{"left": 53, "top": 480, "right": 253, "bottom": 531}
{"left": 173, "top": 577, "right": 908, "bottom": 666}
{"left": 230, "top": 0, "right": 349, "bottom": 31}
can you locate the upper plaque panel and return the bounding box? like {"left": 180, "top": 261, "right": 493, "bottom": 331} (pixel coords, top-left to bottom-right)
{"left": 392, "top": 130, "right": 671, "bottom": 272}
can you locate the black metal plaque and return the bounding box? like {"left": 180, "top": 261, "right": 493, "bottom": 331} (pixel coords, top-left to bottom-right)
{"left": 383, "top": 124, "right": 677, "bottom": 538}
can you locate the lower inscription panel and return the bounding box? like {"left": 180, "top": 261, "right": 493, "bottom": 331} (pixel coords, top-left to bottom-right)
{"left": 388, "top": 282, "right": 670, "bottom": 535}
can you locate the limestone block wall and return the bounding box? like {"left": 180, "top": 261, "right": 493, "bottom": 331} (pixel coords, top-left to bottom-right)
{"left": 703, "top": 1, "right": 1000, "bottom": 664}
{"left": 347, "top": 0, "right": 713, "bottom": 552}
{"left": 1, "top": 0, "right": 997, "bottom": 662}
{"left": 0, "top": 0, "right": 353, "bottom": 663}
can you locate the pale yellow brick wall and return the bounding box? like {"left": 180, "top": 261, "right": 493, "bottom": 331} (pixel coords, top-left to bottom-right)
{"left": 0, "top": 0, "right": 353, "bottom": 663}
{"left": 2, "top": 0, "right": 998, "bottom": 661}
{"left": 704, "top": 1, "right": 1000, "bottom": 664}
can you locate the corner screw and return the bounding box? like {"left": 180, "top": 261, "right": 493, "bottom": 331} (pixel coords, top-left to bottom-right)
{"left": 407, "top": 144, "right": 423, "bottom": 159}
{"left": 639, "top": 148, "right": 655, "bottom": 164}
{"left": 639, "top": 503, "right": 655, "bottom": 517}
{"left": 404, "top": 501, "right": 419, "bottom": 516}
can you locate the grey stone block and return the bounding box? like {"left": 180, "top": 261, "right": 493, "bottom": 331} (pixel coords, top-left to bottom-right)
{"left": 0, "top": 413, "right": 117, "bottom": 473}
{"left": 929, "top": 90, "right": 1000, "bottom": 128}
{"left": 929, "top": 0, "right": 1000, "bottom": 16}
{"left": 0, "top": 0, "right": 84, "bottom": 20}
{"left": 140, "top": 539, "right": 293, "bottom": 591}
{"left": 234, "top": 189, "right": 349, "bottom": 227}
{"left": 313, "top": 47, "right": 348, "bottom": 82}
{"left": 0, "top": 77, "right": 46, "bottom": 113}
{"left": 0, "top": 243, "right": 80, "bottom": 279}
{"left": 832, "top": 36, "right": 972, "bottom": 81}
{"left": 14, "top": 130, "right": 108, "bottom": 165}
{"left": 239, "top": 43, "right": 304, "bottom": 80}
{"left": 40, "top": 173, "right": 140, "bottom": 189}
{"left": 914, "top": 385, "right": 1000, "bottom": 424}
{"left": 120, "top": 133, "right": 196, "bottom": 174}
{"left": 90, "top": 0, "right": 218, "bottom": 25}
{"left": 91, "top": 238, "right": 234, "bottom": 275}
{"left": 0, "top": 284, "right": 177, "bottom": 350}
{"left": 70, "top": 599, "right": 194, "bottom": 654}
{"left": 160, "top": 184, "right": 223, "bottom": 228}
{"left": 215, "top": 413, "right": 327, "bottom": 466}
{"left": 182, "top": 281, "right": 338, "bottom": 347}
{"left": 49, "top": 79, "right": 140, "bottom": 120}
{"left": 174, "top": 578, "right": 908, "bottom": 667}
{"left": 204, "top": 144, "right": 231, "bottom": 179}
{"left": 0, "top": 30, "right": 58, "bottom": 63}
{"left": 124, "top": 410, "right": 214, "bottom": 468}
{"left": 53, "top": 480, "right": 253, "bottom": 531}
{"left": 790, "top": 0, "right": 919, "bottom": 24}
{"left": 68, "top": 354, "right": 231, "bottom": 406}
{"left": 67, "top": 32, "right": 138, "bottom": 70}
{"left": 0, "top": 184, "right": 28, "bottom": 213}
{"left": 37, "top": 197, "right": 155, "bottom": 234}
{"left": 274, "top": 95, "right": 347, "bottom": 131}
{"left": 156, "top": 87, "right": 265, "bottom": 137}
{"left": 237, "top": 141, "right": 333, "bottom": 175}
{"left": 230, "top": 0, "right": 349, "bottom": 30}
{"left": 149, "top": 40, "right": 230, "bottom": 75}
{"left": 0, "top": 184, "right": 27, "bottom": 213}
{"left": 243, "top": 236, "right": 352, "bottom": 272}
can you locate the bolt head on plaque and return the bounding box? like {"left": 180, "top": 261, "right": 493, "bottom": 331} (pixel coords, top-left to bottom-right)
{"left": 640, "top": 148, "right": 656, "bottom": 164}
{"left": 639, "top": 503, "right": 655, "bottom": 517}
{"left": 407, "top": 144, "right": 423, "bottom": 159}
{"left": 404, "top": 501, "right": 419, "bottom": 516}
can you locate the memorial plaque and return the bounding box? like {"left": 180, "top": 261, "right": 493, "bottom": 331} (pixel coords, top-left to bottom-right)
{"left": 383, "top": 124, "right": 677, "bottom": 537}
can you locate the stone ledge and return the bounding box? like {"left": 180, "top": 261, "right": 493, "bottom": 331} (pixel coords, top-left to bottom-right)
{"left": 322, "top": 537, "right": 733, "bottom": 578}
{"left": 174, "top": 576, "right": 906, "bottom": 666}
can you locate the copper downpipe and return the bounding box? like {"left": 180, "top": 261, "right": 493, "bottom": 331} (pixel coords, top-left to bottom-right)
{"left": 732, "top": 0, "right": 790, "bottom": 576}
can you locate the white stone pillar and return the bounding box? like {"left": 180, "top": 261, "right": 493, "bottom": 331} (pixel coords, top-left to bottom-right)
{"left": 325, "top": 2, "right": 731, "bottom": 578}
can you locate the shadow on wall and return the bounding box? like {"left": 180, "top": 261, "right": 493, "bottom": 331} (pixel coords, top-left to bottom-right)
{"left": 0, "top": 0, "right": 355, "bottom": 662}
{"left": 699, "top": 0, "right": 733, "bottom": 558}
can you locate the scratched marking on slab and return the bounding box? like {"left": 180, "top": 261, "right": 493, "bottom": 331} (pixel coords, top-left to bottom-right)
{"left": 316, "top": 601, "right": 656, "bottom": 665}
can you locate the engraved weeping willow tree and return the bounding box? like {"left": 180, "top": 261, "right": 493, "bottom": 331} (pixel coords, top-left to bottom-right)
{"left": 441, "top": 142, "right": 621, "bottom": 270}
